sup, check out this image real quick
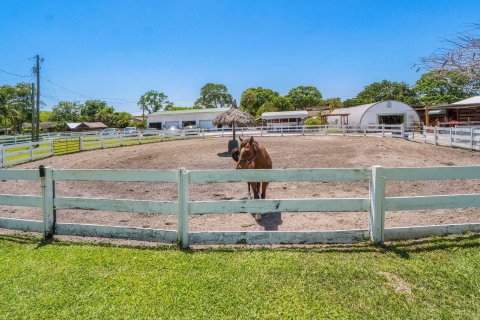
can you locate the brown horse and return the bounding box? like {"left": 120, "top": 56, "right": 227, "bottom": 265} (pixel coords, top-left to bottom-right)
{"left": 231, "top": 137, "right": 272, "bottom": 220}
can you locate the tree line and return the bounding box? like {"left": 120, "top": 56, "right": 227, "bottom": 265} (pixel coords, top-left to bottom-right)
{"left": 2, "top": 24, "right": 479, "bottom": 133}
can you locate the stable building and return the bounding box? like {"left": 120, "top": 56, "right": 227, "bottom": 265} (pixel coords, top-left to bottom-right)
{"left": 260, "top": 110, "right": 309, "bottom": 128}
{"left": 423, "top": 96, "right": 480, "bottom": 127}
{"left": 324, "top": 100, "right": 420, "bottom": 126}
{"left": 147, "top": 108, "right": 230, "bottom": 130}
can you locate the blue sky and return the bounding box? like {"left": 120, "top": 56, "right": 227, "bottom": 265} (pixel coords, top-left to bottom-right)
{"left": 0, "top": 0, "right": 479, "bottom": 113}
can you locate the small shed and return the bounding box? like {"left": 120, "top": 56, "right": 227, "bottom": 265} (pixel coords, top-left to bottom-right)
{"left": 67, "top": 122, "right": 108, "bottom": 132}
{"left": 260, "top": 111, "right": 309, "bottom": 128}
{"left": 325, "top": 100, "right": 420, "bottom": 126}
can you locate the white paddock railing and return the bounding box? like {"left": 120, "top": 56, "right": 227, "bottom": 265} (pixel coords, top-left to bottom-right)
{"left": 422, "top": 126, "right": 480, "bottom": 151}
{"left": 0, "top": 125, "right": 406, "bottom": 168}
{"left": 0, "top": 165, "right": 479, "bottom": 247}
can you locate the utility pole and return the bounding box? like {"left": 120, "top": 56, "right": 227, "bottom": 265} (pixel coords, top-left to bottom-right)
{"left": 31, "top": 83, "right": 36, "bottom": 142}
{"left": 33, "top": 55, "right": 41, "bottom": 142}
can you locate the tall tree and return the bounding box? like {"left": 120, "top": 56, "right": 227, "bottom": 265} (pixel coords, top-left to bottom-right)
{"left": 95, "top": 106, "right": 116, "bottom": 126}
{"left": 0, "top": 83, "right": 32, "bottom": 132}
{"left": 419, "top": 24, "right": 480, "bottom": 79}
{"left": 256, "top": 96, "right": 293, "bottom": 117}
{"left": 195, "top": 83, "right": 233, "bottom": 108}
{"left": 138, "top": 90, "right": 171, "bottom": 121}
{"left": 81, "top": 100, "right": 109, "bottom": 122}
{"left": 414, "top": 70, "right": 480, "bottom": 105}
{"left": 240, "top": 87, "right": 280, "bottom": 116}
{"left": 112, "top": 111, "right": 132, "bottom": 128}
{"left": 51, "top": 101, "right": 83, "bottom": 122}
{"left": 0, "top": 85, "right": 17, "bottom": 130}
{"left": 355, "top": 80, "right": 418, "bottom": 105}
{"left": 286, "top": 86, "right": 322, "bottom": 110}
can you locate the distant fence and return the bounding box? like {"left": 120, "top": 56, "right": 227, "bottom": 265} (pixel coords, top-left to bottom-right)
{"left": 0, "top": 124, "right": 405, "bottom": 168}
{"left": 422, "top": 126, "right": 480, "bottom": 151}
{"left": 1, "top": 165, "right": 479, "bottom": 247}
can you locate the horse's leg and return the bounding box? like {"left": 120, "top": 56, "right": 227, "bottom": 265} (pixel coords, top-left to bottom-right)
{"left": 251, "top": 182, "right": 260, "bottom": 199}
{"left": 261, "top": 182, "right": 269, "bottom": 199}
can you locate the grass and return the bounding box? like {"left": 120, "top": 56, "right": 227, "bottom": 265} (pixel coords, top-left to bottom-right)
{"left": 0, "top": 234, "right": 479, "bottom": 319}
{"left": 2, "top": 136, "right": 169, "bottom": 165}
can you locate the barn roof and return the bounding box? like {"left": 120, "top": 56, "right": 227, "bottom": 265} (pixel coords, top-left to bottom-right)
{"left": 149, "top": 108, "right": 230, "bottom": 116}
{"left": 261, "top": 111, "right": 309, "bottom": 120}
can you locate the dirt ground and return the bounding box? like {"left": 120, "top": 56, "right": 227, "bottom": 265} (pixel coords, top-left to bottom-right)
{"left": 1, "top": 136, "right": 479, "bottom": 233}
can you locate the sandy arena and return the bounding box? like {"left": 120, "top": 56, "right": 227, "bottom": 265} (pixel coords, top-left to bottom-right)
{"left": 1, "top": 135, "right": 479, "bottom": 233}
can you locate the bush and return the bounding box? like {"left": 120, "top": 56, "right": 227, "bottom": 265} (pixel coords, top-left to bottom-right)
{"left": 304, "top": 117, "right": 322, "bottom": 125}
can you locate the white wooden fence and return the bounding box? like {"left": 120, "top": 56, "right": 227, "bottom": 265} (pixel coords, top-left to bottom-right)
{"left": 0, "top": 124, "right": 406, "bottom": 168}
{"left": 1, "top": 165, "right": 479, "bottom": 247}
{"left": 422, "top": 126, "right": 480, "bottom": 151}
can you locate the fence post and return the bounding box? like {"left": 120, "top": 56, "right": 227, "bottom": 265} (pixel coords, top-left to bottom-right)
{"left": 29, "top": 142, "right": 33, "bottom": 161}
{"left": 79, "top": 137, "right": 83, "bottom": 151}
{"left": 364, "top": 126, "right": 367, "bottom": 136}
{"left": 101, "top": 137, "right": 105, "bottom": 149}
{"left": 471, "top": 128, "right": 475, "bottom": 150}
{"left": 40, "top": 165, "right": 55, "bottom": 240}
{"left": 381, "top": 124, "right": 385, "bottom": 137}
{"left": 177, "top": 168, "right": 189, "bottom": 248}
{"left": 434, "top": 127, "right": 438, "bottom": 145}
{"left": 400, "top": 124, "right": 405, "bottom": 139}
{"left": 342, "top": 125, "right": 345, "bottom": 136}
{"left": 449, "top": 128, "right": 453, "bottom": 147}
{"left": 202, "top": 129, "right": 205, "bottom": 138}
{"left": 0, "top": 145, "right": 3, "bottom": 168}
{"left": 260, "top": 126, "right": 263, "bottom": 136}
{"left": 369, "top": 165, "right": 385, "bottom": 244}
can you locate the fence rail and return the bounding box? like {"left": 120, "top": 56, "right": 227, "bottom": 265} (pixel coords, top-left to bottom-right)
{"left": 421, "top": 126, "right": 479, "bottom": 151}
{"left": 0, "top": 165, "right": 479, "bottom": 247}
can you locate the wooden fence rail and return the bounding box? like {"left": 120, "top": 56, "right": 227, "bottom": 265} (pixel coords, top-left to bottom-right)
{"left": 1, "top": 165, "right": 479, "bottom": 247}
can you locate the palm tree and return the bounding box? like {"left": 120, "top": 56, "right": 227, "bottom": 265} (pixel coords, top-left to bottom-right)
{"left": 0, "top": 85, "right": 17, "bottom": 131}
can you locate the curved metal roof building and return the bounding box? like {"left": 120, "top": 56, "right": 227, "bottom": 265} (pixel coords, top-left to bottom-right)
{"left": 327, "top": 100, "right": 420, "bottom": 125}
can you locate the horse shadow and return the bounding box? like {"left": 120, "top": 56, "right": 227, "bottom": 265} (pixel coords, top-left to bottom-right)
{"left": 250, "top": 211, "right": 283, "bottom": 231}
{"left": 217, "top": 151, "right": 231, "bottom": 157}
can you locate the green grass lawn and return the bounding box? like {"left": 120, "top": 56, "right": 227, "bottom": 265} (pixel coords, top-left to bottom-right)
{"left": 0, "top": 234, "right": 479, "bottom": 319}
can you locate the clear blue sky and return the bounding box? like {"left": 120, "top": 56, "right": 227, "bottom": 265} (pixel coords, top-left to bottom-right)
{"left": 0, "top": 0, "right": 479, "bottom": 113}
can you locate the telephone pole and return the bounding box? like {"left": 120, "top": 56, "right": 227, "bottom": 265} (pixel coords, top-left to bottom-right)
{"left": 33, "top": 55, "right": 41, "bottom": 141}
{"left": 30, "top": 83, "right": 36, "bottom": 142}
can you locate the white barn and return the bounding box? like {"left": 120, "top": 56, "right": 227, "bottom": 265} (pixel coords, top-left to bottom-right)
{"left": 147, "top": 108, "right": 230, "bottom": 129}
{"left": 327, "top": 100, "right": 420, "bottom": 126}
{"left": 261, "top": 111, "right": 309, "bottom": 128}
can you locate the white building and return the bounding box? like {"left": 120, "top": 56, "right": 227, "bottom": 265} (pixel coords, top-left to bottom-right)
{"left": 261, "top": 111, "right": 309, "bottom": 128}
{"left": 147, "top": 108, "right": 230, "bottom": 129}
{"left": 327, "top": 100, "right": 420, "bottom": 126}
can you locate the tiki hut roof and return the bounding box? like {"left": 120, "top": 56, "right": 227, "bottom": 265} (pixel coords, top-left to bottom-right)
{"left": 212, "top": 106, "right": 255, "bottom": 127}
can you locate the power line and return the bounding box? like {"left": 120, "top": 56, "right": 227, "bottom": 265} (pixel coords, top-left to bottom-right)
{"left": 0, "top": 68, "right": 31, "bottom": 78}
{"left": 0, "top": 58, "right": 30, "bottom": 67}
{"left": 40, "top": 76, "right": 138, "bottom": 104}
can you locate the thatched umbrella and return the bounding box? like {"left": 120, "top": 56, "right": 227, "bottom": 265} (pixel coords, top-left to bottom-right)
{"left": 212, "top": 100, "right": 255, "bottom": 141}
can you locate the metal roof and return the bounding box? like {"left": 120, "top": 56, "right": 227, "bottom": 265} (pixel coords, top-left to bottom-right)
{"left": 149, "top": 108, "right": 230, "bottom": 116}
{"left": 328, "top": 102, "right": 377, "bottom": 123}
{"left": 453, "top": 96, "right": 480, "bottom": 105}
{"left": 261, "top": 111, "right": 309, "bottom": 120}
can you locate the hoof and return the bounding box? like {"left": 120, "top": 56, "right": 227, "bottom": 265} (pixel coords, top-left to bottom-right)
{"left": 255, "top": 213, "right": 262, "bottom": 221}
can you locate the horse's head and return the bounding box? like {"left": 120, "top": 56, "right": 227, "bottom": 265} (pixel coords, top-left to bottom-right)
{"left": 234, "top": 136, "right": 257, "bottom": 169}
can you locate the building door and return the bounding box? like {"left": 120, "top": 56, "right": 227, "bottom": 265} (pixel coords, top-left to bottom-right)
{"left": 378, "top": 114, "right": 404, "bottom": 124}
{"left": 164, "top": 121, "right": 180, "bottom": 129}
